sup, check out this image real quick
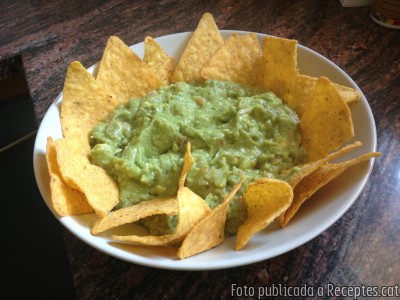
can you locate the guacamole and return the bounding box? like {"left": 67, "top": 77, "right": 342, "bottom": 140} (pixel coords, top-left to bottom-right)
{"left": 90, "top": 80, "right": 307, "bottom": 235}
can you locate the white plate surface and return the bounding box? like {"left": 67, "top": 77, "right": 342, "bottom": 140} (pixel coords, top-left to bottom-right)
{"left": 33, "top": 30, "right": 377, "bottom": 270}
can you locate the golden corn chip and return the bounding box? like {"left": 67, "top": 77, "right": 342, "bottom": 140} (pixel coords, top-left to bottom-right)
{"left": 91, "top": 197, "right": 177, "bottom": 235}
{"left": 278, "top": 141, "right": 363, "bottom": 226}
{"left": 55, "top": 136, "right": 119, "bottom": 217}
{"left": 277, "top": 158, "right": 329, "bottom": 227}
{"left": 96, "top": 36, "right": 164, "bottom": 104}
{"left": 144, "top": 36, "right": 174, "bottom": 85}
{"left": 236, "top": 178, "right": 293, "bottom": 251}
{"left": 112, "top": 187, "right": 210, "bottom": 245}
{"left": 300, "top": 76, "right": 354, "bottom": 162}
{"left": 256, "top": 36, "right": 299, "bottom": 106}
{"left": 293, "top": 74, "right": 361, "bottom": 117}
{"left": 298, "top": 74, "right": 360, "bottom": 103}
{"left": 201, "top": 32, "right": 262, "bottom": 86}
{"left": 288, "top": 141, "right": 363, "bottom": 189}
{"left": 112, "top": 232, "right": 174, "bottom": 246}
{"left": 171, "top": 12, "right": 224, "bottom": 83}
{"left": 178, "top": 141, "right": 195, "bottom": 187}
{"left": 45, "top": 137, "right": 93, "bottom": 216}
{"left": 291, "top": 74, "right": 317, "bottom": 118}
{"left": 61, "top": 61, "right": 118, "bottom": 138}
{"left": 334, "top": 83, "right": 361, "bottom": 103}
{"left": 280, "top": 151, "right": 381, "bottom": 227}
{"left": 177, "top": 178, "right": 245, "bottom": 259}
{"left": 112, "top": 143, "right": 211, "bottom": 245}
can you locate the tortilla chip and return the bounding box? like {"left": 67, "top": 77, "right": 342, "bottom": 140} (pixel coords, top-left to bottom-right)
{"left": 178, "top": 142, "right": 195, "bottom": 187}
{"left": 236, "top": 178, "right": 293, "bottom": 250}
{"left": 280, "top": 151, "right": 381, "bottom": 227}
{"left": 91, "top": 197, "right": 177, "bottom": 234}
{"left": 334, "top": 83, "right": 361, "bottom": 103}
{"left": 287, "top": 141, "right": 363, "bottom": 189}
{"left": 55, "top": 136, "right": 119, "bottom": 217}
{"left": 45, "top": 137, "right": 93, "bottom": 216}
{"left": 291, "top": 74, "right": 317, "bottom": 118}
{"left": 144, "top": 36, "right": 174, "bottom": 85}
{"left": 201, "top": 32, "right": 262, "bottom": 86}
{"left": 293, "top": 74, "right": 361, "bottom": 117}
{"left": 96, "top": 36, "right": 164, "bottom": 104}
{"left": 112, "top": 142, "right": 211, "bottom": 245}
{"left": 300, "top": 76, "right": 354, "bottom": 162}
{"left": 177, "top": 178, "right": 245, "bottom": 259}
{"left": 277, "top": 141, "right": 363, "bottom": 226}
{"left": 112, "top": 187, "right": 210, "bottom": 245}
{"left": 171, "top": 12, "right": 224, "bottom": 83}
{"left": 256, "top": 36, "right": 299, "bottom": 106}
{"left": 61, "top": 61, "right": 118, "bottom": 138}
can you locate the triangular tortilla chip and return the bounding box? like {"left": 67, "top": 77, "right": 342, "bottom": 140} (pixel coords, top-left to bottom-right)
{"left": 112, "top": 143, "right": 211, "bottom": 245}
{"left": 201, "top": 32, "right": 262, "bottom": 86}
{"left": 293, "top": 74, "right": 361, "bottom": 117}
{"left": 277, "top": 141, "right": 363, "bottom": 226}
{"left": 334, "top": 82, "right": 361, "bottom": 103}
{"left": 287, "top": 141, "right": 363, "bottom": 189}
{"left": 45, "top": 137, "right": 93, "bottom": 216}
{"left": 300, "top": 76, "right": 354, "bottom": 162}
{"left": 55, "top": 136, "right": 119, "bottom": 217}
{"left": 236, "top": 178, "right": 293, "bottom": 250}
{"left": 256, "top": 36, "right": 299, "bottom": 106}
{"left": 61, "top": 61, "right": 118, "bottom": 138}
{"left": 96, "top": 36, "right": 164, "bottom": 104}
{"left": 91, "top": 197, "right": 178, "bottom": 235}
{"left": 144, "top": 36, "right": 174, "bottom": 85}
{"left": 280, "top": 151, "right": 381, "bottom": 227}
{"left": 177, "top": 178, "right": 245, "bottom": 259}
{"left": 171, "top": 12, "right": 224, "bottom": 82}
{"left": 178, "top": 142, "right": 195, "bottom": 187}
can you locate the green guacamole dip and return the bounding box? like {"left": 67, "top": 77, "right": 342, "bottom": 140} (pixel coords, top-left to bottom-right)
{"left": 90, "top": 80, "right": 307, "bottom": 235}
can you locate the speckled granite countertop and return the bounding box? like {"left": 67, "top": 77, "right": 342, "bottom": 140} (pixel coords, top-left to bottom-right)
{"left": 1, "top": 0, "right": 399, "bottom": 299}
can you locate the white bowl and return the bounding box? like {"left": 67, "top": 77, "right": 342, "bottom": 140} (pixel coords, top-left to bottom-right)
{"left": 33, "top": 30, "right": 377, "bottom": 270}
